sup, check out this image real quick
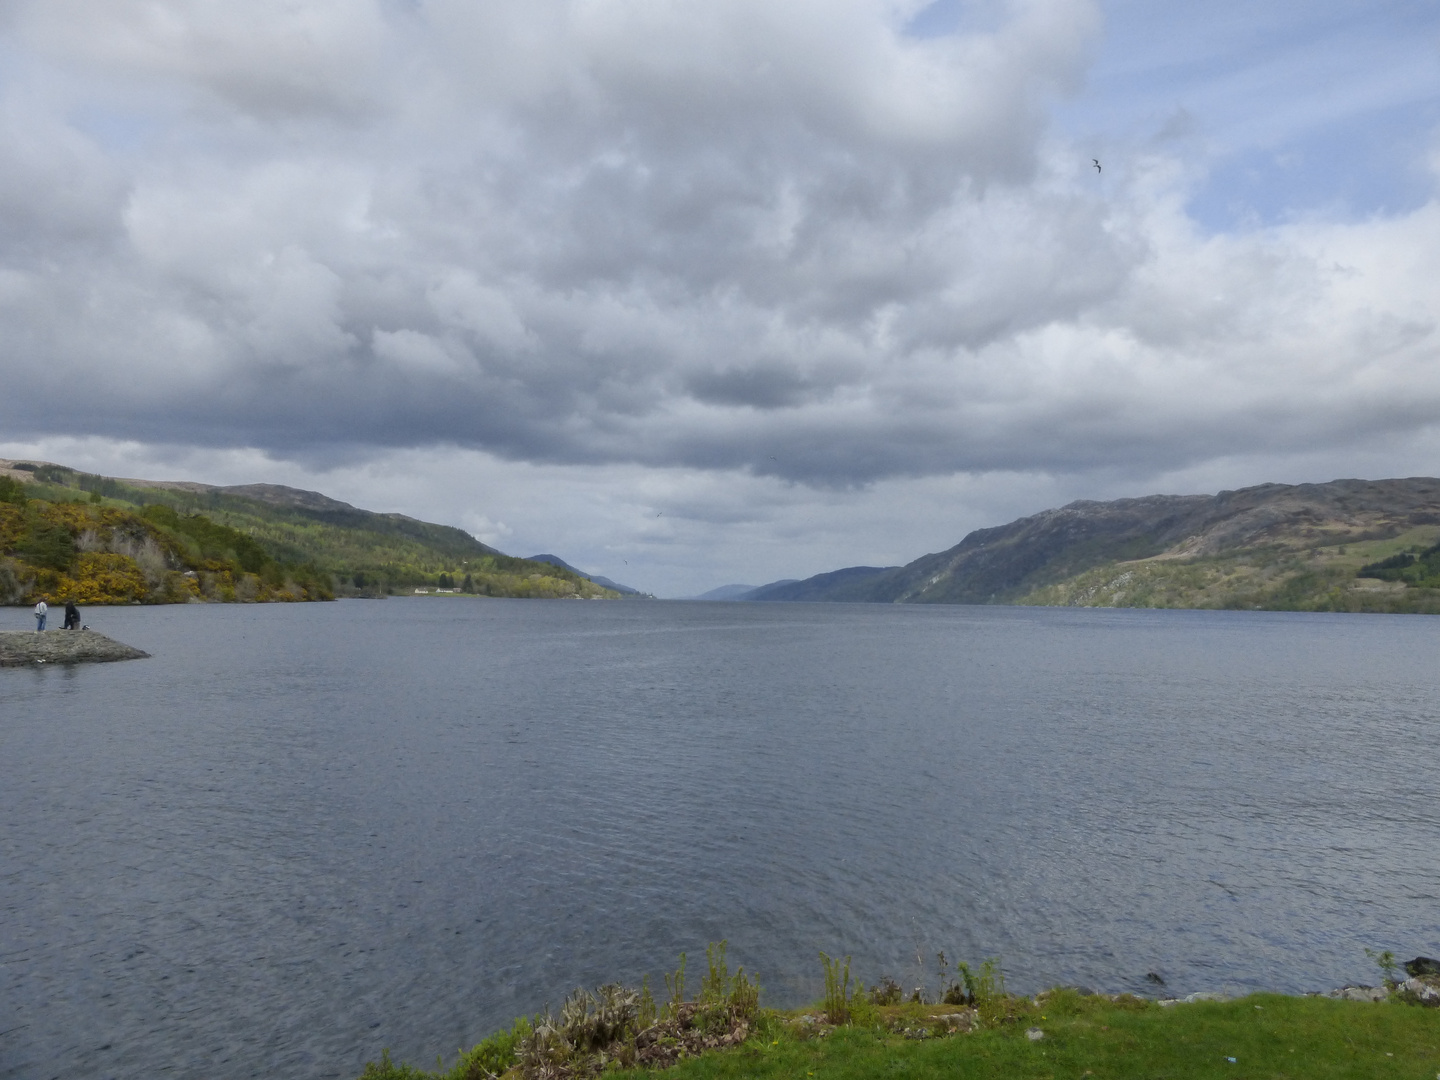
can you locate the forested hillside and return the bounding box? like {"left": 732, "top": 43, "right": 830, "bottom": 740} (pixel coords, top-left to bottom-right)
{"left": 0, "top": 462, "right": 620, "bottom": 605}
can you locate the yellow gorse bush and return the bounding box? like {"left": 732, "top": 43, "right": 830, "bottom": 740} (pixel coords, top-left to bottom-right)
{"left": 52, "top": 553, "right": 150, "bottom": 604}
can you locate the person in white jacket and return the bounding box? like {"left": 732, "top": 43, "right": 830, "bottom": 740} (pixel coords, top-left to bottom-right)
{"left": 33, "top": 597, "right": 47, "bottom": 631}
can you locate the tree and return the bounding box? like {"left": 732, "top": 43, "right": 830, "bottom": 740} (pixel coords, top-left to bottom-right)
{"left": 17, "top": 519, "right": 75, "bottom": 571}
{"left": 0, "top": 475, "right": 26, "bottom": 505}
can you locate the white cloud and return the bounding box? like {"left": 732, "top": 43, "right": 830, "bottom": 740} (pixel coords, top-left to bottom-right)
{"left": 18, "top": 0, "right": 391, "bottom": 118}
{"left": 1, "top": 0, "right": 1438, "bottom": 592}
{"left": 462, "top": 511, "right": 514, "bottom": 550}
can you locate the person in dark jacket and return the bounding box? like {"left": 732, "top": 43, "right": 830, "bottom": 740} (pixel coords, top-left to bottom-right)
{"left": 63, "top": 601, "right": 81, "bottom": 630}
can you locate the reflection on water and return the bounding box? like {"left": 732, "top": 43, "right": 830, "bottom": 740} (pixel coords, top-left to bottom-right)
{"left": 2, "top": 599, "right": 1438, "bottom": 1078}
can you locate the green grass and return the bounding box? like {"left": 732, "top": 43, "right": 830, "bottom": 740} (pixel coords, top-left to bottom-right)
{"left": 634, "top": 994, "right": 1440, "bottom": 1080}
{"left": 358, "top": 991, "right": 1440, "bottom": 1080}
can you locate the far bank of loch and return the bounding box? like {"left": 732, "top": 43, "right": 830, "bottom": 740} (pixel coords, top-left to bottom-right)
{"left": 0, "top": 461, "right": 623, "bottom": 606}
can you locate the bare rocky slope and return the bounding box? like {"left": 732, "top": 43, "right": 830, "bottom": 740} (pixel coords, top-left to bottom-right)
{"left": 749, "top": 478, "right": 1440, "bottom": 612}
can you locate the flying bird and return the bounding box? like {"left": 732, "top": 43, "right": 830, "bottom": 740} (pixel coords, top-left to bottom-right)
{"left": 1092, "top": 159, "right": 1102, "bottom": 173}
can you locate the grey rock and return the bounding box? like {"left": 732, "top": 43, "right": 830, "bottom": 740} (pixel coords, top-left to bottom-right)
{"left": 1025, "top": 1027, "right": 1044, "bottom": 1041}
{"left": 1327, "top": 986, "right": 1388, "bottom": 1002}
{"left": 0, "top": 630, "right": 149, "bottom": 667}
{"left": 1397, "top": 977, "right": 1440, "bottom": 1006}
{"left": 1184, "top": 992, "right": 1230, "bottom": 1004}
{"left": 1404, "top": 957, "right": 1440, "bottom": 978}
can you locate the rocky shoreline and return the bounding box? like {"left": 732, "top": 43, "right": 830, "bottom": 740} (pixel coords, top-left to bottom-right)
{"left": 1151, "top": 956, "right": 1440, "bottom": 1008}
{"left": 0, "top": 629, "right": 150, "bottom": 667}
{"left": 1154, "top": 980, "right": 1436, "bottom": 1006}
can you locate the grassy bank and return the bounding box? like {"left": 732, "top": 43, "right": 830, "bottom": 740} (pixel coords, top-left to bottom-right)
{"left": 357, "top": 949, "right": 1440, "bottom": 1080}
{"left": 653, "top": 993, "right": 1439, "bottom": 1080}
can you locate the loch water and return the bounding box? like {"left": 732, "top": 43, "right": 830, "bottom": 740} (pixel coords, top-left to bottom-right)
{"left": 2, "top": 599, "right": 1438, "bottom": 1079}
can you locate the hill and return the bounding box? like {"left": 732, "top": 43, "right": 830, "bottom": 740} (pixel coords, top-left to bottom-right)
{"left": 747, "top": 566, "right": 897, "bottom": 602}
{"left": 745, "top": 478, "right": 1440, "bottom": 613}
{"left": 0, "top": 461, "right": 622, "bottom": 605}
{"left": 527, "top": 554, "right": 644, "bottom": 595}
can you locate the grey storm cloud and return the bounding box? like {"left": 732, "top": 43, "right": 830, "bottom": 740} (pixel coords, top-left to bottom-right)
{"left": 1, "top": 0, "right": 1439, "bottom": 486}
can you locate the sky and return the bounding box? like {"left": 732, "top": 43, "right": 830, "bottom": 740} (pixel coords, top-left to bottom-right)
{"left": 1, "top": 0, "right": 1438, "bottom": 597}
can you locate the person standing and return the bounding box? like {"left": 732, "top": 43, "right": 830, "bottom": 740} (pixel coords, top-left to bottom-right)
{"left": 34, "top": 597, "right": 47, "bottom": 631}
{"left": 64, "top": 600, "right": 80, "bottom": 630}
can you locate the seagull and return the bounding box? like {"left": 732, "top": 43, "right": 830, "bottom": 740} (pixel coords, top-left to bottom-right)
{"left": 1092, "top": 159, "right": 1102, "bottom": 173}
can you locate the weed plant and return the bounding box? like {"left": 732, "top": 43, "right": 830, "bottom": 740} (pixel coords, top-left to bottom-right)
{"left": 359, "top": 943, "right": 765, "bottom": 1080}
{"left": 819, "top": 953, "right": 853, "bottom": 1025}
{"left": 664, "top": 953, "right": 687, "bottom": 1018}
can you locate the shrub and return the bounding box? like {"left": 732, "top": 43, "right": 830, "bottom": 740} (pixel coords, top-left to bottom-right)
{"left": 955, "top": 957, "right": 1006, "bottom": 1019}
{"left": 870, "top": 975, "right": 903, "bottom": 1006}
{"left": 53, "top": 553, "right": 150, "bottom": 604}
{"left": 454, "top": 1018, "right": 528, "bottom": 1079}
{"left": 1365, "top": 947, "right": 1400, "bottom": 988}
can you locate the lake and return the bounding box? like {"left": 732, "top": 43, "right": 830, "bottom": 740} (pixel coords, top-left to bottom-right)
{"left": 2, "top": 599, "right": 1438, "bottom": 1078}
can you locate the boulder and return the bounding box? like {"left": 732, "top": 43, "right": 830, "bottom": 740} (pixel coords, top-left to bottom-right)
{"left": 1397, "top": 977, "right": 1440, "bottom": 1007}
{"left": 1404, "top": 957, "right": 1440, "bottom": 978}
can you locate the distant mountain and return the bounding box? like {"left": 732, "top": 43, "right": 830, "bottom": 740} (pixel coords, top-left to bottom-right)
{"left": 746, "top": 478, "right": 1440, "bottom": 613}
{"left": 527, "top": 554, "right": 643, "bottom": 595}
{"left": 746, "top": 567, "right": 897, "bottom": 602}
{"left": 688, "top": 583, "right": 763, "bottom": 601}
